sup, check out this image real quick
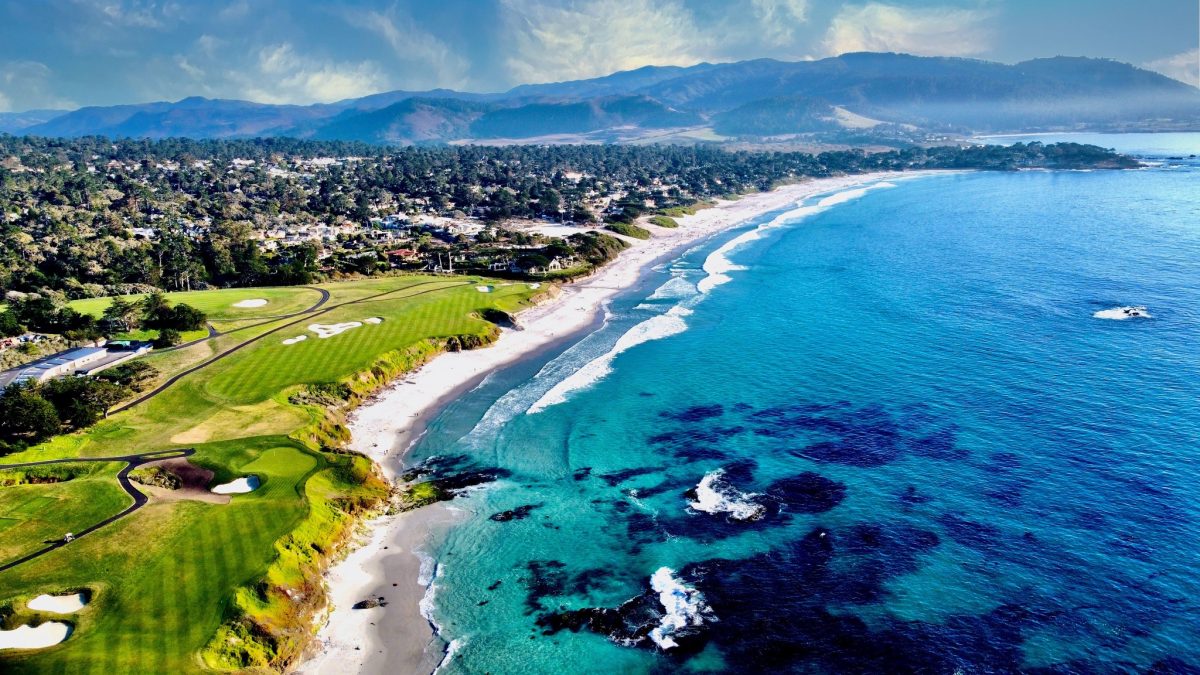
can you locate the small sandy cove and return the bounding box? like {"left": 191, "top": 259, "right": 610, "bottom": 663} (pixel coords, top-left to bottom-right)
{"left": 298, "top": 172, "right": 917, "bottom": 674}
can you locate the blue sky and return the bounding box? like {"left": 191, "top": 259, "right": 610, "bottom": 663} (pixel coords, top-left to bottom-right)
{"left": 0, "top": 0, "right": 1196, "bottom": 111}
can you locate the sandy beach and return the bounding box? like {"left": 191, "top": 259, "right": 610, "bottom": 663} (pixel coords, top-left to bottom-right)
{"left": 297, "top": 171, "right": 919, "bottom": 674}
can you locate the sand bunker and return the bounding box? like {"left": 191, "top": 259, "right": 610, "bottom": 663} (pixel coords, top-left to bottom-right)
{"left": 27, "top": 593, "right": 87, "bottom": 614}
{"left": 211, "top": 475, "right": 261, "bottom": 495}
{"left": 138, "top": 458, "right": 230, "bottom": 504}
{"left": 282, "top": 335, "right": 308, "bottom": 345}
{"left": 0, "top": 622, "right": 72, "bottom": 650}
{"left": 529, "top": 283, "right": 541, "bottom": 289}
{"left": 364, "top": 317, "right": 383, "bottom": 324}
{"left": 309, "top": 322, "right": 363, "bottom": 339}
{"left": 476, "top": 285, "right": 494, "bottom": 293}
{"left": 232, "top": 298, "right": 269, "bottom": 308}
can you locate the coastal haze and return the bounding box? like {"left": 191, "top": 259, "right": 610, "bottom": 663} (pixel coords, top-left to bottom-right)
{"left": 1, "top": 1, "right": 1199, "bottom": 674}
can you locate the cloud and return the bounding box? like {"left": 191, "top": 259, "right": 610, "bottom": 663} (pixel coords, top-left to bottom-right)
{"left": 1144, "top": 48, "right": 1199, "bottom": 88}
{"left": 499, "top": 0, "right": 706, "bottom": 83}
{"left": 232, "top": 44, "right": 388, "bottom": 104}
{"left": 0, "top": 61, "right": 77, "bottom": 111}
{"left": 69, "top": 0, "right": 181, "bottom": 29}
{"left": 751, "top": 0, "right": 810, "bottom": 46}
{"left": 823, "top": 3, "right": 992, "bottom": 57}
{"left": 342, "top": 7, "right": 471, "bottom": 89}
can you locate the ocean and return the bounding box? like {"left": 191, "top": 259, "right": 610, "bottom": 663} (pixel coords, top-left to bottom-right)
{"left": 405, "top": 134, "right": 1200, "bottom": 673}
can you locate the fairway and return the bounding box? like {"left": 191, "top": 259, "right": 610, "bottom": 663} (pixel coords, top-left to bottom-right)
{"left": 0, "top": 468, "right": 130, "bottom": 564}
{"left": 67, "top": 286, "right": 325, "bottom": 326}
{"left": 0, "top": 275, "right": 542, "bottom": 671}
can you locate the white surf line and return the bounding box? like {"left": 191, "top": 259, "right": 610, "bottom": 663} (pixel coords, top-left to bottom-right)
{"left": 527, "top": 305, "right": 692, "bottom": 414}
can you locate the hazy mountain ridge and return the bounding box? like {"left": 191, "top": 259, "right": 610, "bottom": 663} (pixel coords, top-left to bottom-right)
{"left": 13, "top": 53, "right": 1200, "bottom": 144}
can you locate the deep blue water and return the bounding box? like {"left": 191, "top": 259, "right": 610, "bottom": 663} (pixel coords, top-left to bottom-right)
{"left": 407, "top": 137, "right": 1200, "bottom": 674}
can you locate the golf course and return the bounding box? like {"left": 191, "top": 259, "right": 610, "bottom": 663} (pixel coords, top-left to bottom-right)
{"left": 0, "top": 274, "right": 544, "bottom": 672}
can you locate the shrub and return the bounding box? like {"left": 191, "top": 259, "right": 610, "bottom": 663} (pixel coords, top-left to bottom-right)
{"left": 155, "top": 328, "right": 182, "bottom": 348}
{"left": 648, "top": 215, "right": 679, "bottom": 228}
{"left": 605, "top": 222, "right": 652, "bottom": 240}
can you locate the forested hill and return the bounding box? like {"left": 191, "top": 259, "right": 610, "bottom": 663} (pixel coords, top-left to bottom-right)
{"left": 3, "top": 53, "right": 1197, "bottom": 144}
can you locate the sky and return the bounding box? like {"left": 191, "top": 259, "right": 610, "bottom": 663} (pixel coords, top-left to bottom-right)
{"left": 0, "top": 0, "right": 1196, "bottom": 112}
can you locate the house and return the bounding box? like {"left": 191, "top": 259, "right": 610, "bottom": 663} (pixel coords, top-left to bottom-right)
{"left": 0, "top": 341, "right": 155, "bottom": 389}
{"left": 386, "top": 248, "right": 420, "bottom": 263}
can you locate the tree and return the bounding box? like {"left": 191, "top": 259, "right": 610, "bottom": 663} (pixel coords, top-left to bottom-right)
{"left": 141, "top": 291, "right": 170, "bottom": 326}
{"left": 102, "top": 295, "right": 140, "bottom": 332}
{"left": 168, "top": 304, "right": 207, "bottom": 331}
{"left": 41, "top": 377, "right": 128, "bottom": 428}
{"left": 0, "top": 311, "right": 23, "bottom": 337}
{"left": 0, "top": 383, "right": 61, "bottom": 442}
{"left": 155, "top": 328, "right": 182, "bottom": 348}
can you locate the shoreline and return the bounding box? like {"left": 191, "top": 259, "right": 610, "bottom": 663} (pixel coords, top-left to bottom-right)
{"left": 296, "top": 170, "right": 935, "bottom": 674}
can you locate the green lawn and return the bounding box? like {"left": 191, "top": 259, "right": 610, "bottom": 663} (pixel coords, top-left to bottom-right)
{"left": 0, "top": 464, "right": 129, "bottom": 564}
{"left": 0, "top": 439, "right": 318, "bottom": 673}
{"left": 0, "top": 275, "right": 542, "bottom": 671}
{"left": 67, "top": 287, "right": 324, "bottom": 325}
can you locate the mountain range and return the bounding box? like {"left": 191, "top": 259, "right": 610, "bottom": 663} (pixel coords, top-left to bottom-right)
{"left": 2, "top": 53, "right": 1197, "bottom": 145}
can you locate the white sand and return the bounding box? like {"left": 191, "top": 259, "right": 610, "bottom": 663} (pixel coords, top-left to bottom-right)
{"left": 0, "top": 622, "right": 72, "bottom": 650}
{"left": 301, "top": 171, "right": 943, "bottom": 672}
{"left": 27, "top": 593, "right": 87, "bottom": 614}
{"left": 310, "top": 322, "right": 364, "bottom": 339}
{"left": 282, "top": 335, "right": 308, "bottom": 345}
{"left": 475, "top": 285, "right": 493, "bottom": 293}
{"left": 211, "top": 475, "right": 260, "bottom": 495}
{"left": 364, "top": 317, "right": 383, "bottom": 324}
{"left": 233, "top": 298, "right": 269, "bottom": 308}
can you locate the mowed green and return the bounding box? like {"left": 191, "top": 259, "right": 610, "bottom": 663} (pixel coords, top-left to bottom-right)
{"left": 0, "top": 440, "right": 317, "bottom": 674}
{"left": 0, "top": 275, "right": 541, "bottom": 671}
{"left": 67, "top": 286, "right": 324, "bottom": 330}
{"left": 0, "top": 464, "right": 129, "bottom": 563}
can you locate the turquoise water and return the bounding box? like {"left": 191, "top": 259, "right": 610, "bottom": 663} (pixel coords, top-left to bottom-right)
{"left": 407, "top": 138, "right": 1200, "bottom": 673}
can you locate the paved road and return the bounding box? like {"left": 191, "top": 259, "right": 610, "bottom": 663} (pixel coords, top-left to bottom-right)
{"left": 109, "top": 280, "right": 466, "bottom": 414}
{"left": 0, "top": 448, "right": 194, "bottom": 573}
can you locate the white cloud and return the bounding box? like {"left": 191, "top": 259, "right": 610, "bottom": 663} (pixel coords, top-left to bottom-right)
{"left": 233, "top": 44, "right": 388, "bottom": 104}
{"left": 823, "top": 3, "right": 992, "bottom": 57}
{"left": 1145, "top": 48, "right": 1199, "bottom": 88}
{"left": 343, "top": 7, "right": 471, "bottom": 89}
{"left": 0, "top": 61, "right": 76, "bottom": 111}
{"left": 751, "top": 0, "right": 810, "bottom": 46}
{"left": 70, "top": 0, "right": 181, "bottom": 29}
{"left": 499, "top": 0, "right": 706, "bottom": 83}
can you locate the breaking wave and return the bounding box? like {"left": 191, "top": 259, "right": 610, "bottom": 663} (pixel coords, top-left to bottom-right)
{"left": 688, "top": 469, "right": 766, "bottom": 522}
{"left": 527, "top": 305, "right": 692, "bottom": 414}
{"left": 649, "top": 567, "right": 715, "bottom": 650}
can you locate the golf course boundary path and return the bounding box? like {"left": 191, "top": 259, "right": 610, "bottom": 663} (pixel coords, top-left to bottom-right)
{"left": 0, "top": 448, "right": 195, "bottom": 574}
{"left": 109, "top": 279, "right": 469, "bottom": 414}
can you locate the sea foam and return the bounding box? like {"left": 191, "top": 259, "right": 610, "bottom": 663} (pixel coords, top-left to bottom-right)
{"left": 688, "top": 469, "right": 766, "bottom": 522}
{"left": 1093, "top": 306, "right": 1151, "bottom": 320}
{"left": 527, "top": 305, "right": 692, "bottom": 414}
{"left": 698, "top": 181, "right": 896, "bottom": 295}
{"left": 648, "top": 567, "right": 714, "bottom": 650}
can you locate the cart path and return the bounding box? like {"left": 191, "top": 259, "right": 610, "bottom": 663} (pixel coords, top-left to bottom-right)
{"left": 110, "top": 280, "right": 467, "bottom": 414}
{"left": 0, "top": 448, "right": 195, "bottom": 573}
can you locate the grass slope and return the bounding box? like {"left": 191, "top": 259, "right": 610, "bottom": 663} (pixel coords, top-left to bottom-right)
{"left": 0, "top": 275, "right": 543, "bottom": 671}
